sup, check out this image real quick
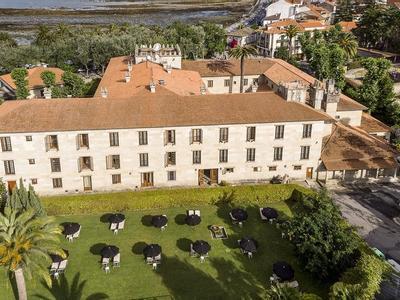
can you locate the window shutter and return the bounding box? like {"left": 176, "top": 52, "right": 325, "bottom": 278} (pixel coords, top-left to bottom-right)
{"left": 189, "top": 130, "right": 193, "bottom": 144}
{"left": 78, "top": 158, "right": 82, "bottom": 172}
{"left": 106, "top": 155, "right": 112, "bottom": 169}
{"left": 76, "top": 135, "right": 80, "bottom": 150}
{"left": 45, "top": 136, "right": 50, "bottom": 151}
{"left": 172, "top": 130, "right": 176, "bottom": 144}
{"left": 90, "top": 157, "right": 94, "bottom": 171}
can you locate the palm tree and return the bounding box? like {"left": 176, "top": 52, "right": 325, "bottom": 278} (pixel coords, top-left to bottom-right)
{"left": 337, "top": 32, "right": 358, "bottom": 61}
{"left": 265, "top": 282, "right": 302, "bottom": 299}
{"left": 0, "top": 207, "right": 64, "bottom": 300}
{"left": 284, "top": 24, "right": 300, "bottom": 58}
{"left": 228, "top": 45, "right": 258, "bottom": 93}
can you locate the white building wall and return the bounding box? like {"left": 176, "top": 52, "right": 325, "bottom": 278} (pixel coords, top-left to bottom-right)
{"left": 0, "top": 121, "right": 326, "bottom": 196}
{"left": 202, "top": 75, "right": 261, "bottom": 94}
{"left": 335, "top": 110, "right": 362, "bottom": 126}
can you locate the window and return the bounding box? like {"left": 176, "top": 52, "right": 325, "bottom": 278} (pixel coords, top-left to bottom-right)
{"left": 28, "top": 159, "right": 35, "bottom": 165}
{"left": 253, "top": 78, "right": 258, "bottom": 85}
{"left": 246, "top": 127, "right": 256, "bottom": 142}
{"left": 138, "top": 131, "right": 148, "bottom": 145}
{"left": 191, "top": 129, "right": 202, "bottom": 144}
{"left": 112, "top": 174, "right": 121, "bottom": 184}
{"left": 77, "top": 134, "right": 89, "bottom": 149}
{"left": 165, "top": 130, "right": 176, "bottom": 145}
{"left": 246, "top": 148, "right": 256, "bottom": 162}
{"left": 78, "top": 156, "right": 93, "bottom": 172}
{"left": 52, "top": 178, "right": 62, "bottom": 188}
{"left": 300, "top": 146, "right": 310, "bottom": 160}
{"left": 109, "top": 132, "right": 119, "bottom": 147}
{"left": 192, "top": 150, "right": 201, "bottom": 164}
{"left": 1, "top": 137, "right": 12, "bottom": 152}
{"left": 50, "top": 158, "right": 61, "bottom": 172}
{"left": 25, "top": 136, "right": 32, "bottom": 141}
{"left": 275, "top": 125, "right": 285, "bottom": 139}
{"left": 106, "top": 155, "right": 120, "bottom": 169}
{"left": 31, "top": 178, "right": 37, "bottom": 185}
{"left": 294, "top": 165, "right": 302, "bottom": 170}
{"left": 222, "top": 167, "right": 234, "bottom": 174}
{"left": 302, "top": 124, "right": 312, "bottom": 138}
{"left": 4, "top": 160, "right": 15, "bottom": 175}
{"left": 269, "top": 166, "right": 277, "bottom": 171}
{"left": 167, "top": 171, "right": 176, "bottom": 181}
{"left": 273, "top": 147, "right": 283, "bottom": 161}
{"left": 253, "top": 166, "right": 262, "bottom": 172}
{"left": 45, "top": 135, "right": 58, "bottom": 151}
{"left": 219, "top": 149, "right": 228, "bottom": 163}
{"left": 244, "top": 78, "right": 248, "bottom": 86}
{"left": 219, "top": 128, "right": 229, "bottom": 143}
{"left": 141, "top": 172, "right": 154, "bottom": 187}
{"left": 207, "top": 80, "right": 213, "bottom": 88}
{"left": 165, "top": 152, "right": 176, "bottom": 166}
{"left": 224, "top": 79, "right": 230, "bottom": 87}
{"left": 139, "top": 153, "right": 149, "bottom": 167}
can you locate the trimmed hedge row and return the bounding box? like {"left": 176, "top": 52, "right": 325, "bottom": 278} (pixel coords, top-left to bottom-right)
{"left": 42, "top": 184, "right": 314, "bottom": 215}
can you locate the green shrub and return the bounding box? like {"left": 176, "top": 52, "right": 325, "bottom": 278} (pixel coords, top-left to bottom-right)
{"left": 42, "top": 184, "right": 311, "bottom": 215}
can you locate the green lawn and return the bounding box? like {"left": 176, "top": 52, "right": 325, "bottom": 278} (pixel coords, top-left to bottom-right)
{"left": 1, "top": 201, "right": 329, "bottom": 299}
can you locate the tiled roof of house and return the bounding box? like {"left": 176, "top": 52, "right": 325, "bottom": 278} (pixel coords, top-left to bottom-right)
{"left": 0, "top": 90, "right": 331, "bottom": 134}
{"left": 95, "top": 57, "right": 205, "bottom": 97}
{"left": 337, "top": 94, "right": 367, "bottom": 111}
{"left": 360, "top": 112, "right": 391, "bottom": 134}
{"left": 0, "top": 67, "right": 64, "bottom": 90}
{"left": 321, "top": 123, "right": 398, "bottom": 171}
{"left": 181, "top": 59, "right": 276, "bottom": 77}
{"left": 338, "top": 21, "right": 357, "bottom": 32}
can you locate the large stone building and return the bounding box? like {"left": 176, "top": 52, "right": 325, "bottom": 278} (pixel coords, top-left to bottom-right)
{"left": 0, "top": 45, "right": 397, "bottom": 195}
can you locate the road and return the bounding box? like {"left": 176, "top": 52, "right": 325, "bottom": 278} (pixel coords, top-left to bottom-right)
{"left": 227, "top": 0, "right": 270, "bottom": 32}
{"left": 330, "top": 181, "right": 400, "bottom": 262}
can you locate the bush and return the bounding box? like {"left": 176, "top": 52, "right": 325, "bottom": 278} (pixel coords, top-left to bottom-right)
{"left": 42, "top": 184, "right": 311, "bottom": 215}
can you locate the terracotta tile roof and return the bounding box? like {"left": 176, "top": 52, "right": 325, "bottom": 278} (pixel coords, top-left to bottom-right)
{"left": 95, "top": 57, "right": 204, "bottom": 97}
{"left": 337, "top": 94, "right": 367, "bottom": 111}
{"left": 181, "top": 59, "right": 275, "bottom": 77}
{"left": 360, "top": 112, "right": 391, "bottom": 134}
{"left": 0, "top": 91, "right": 331, "bottom": 134}
{"left": 0, "top": 67, "right": 63, "bottom": 90}
{"left": 338, "top": 21, "right": 357, "bottom": 32}
{"left": 298, "top": 21, "right": 326, "bottom": 28}
{"left": 321, "top": 123, "right": 398, "bottom": 171}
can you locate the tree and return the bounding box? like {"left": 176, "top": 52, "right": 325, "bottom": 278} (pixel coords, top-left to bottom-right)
{"left": 0, "top": 207, "right": 64, "bottom": 300}
{"left": 329, "top": 282, "right": 364, "bottom": 300}
{"left": 61, "top": 71, "right": 85, "bottom": 97}
{"left": 0, "top": 178, "right": 7, "bottom": 212}
{"left": 7, "top": 178, "right": 46, "bottom": 217}
{"left": 335, "top": 0, "right": 354, "bottom": 22}
{"left": 287, "top": 189, "right": 360, "bottom": 279}
{"left": 228, "top": 45, "right": 258, "bottom": 93}
{"left": 337, "top": 32, "right": 358, "bottom": 61}
{"left": 40, "top": 70, "right": 56, "bottom": 88}
{"left": 265, "top": 282, "right": 322, "bottom": 300}
{"left": 201, "top": 22, "right": 226, "bottom": 58}
{"left": 11, "top": 68, "right": 29, "bottom": 99}
{"left": 284, "top": 24, "right": 300, "bottom": 58}
{"left": 0, "top": 32, "right": 17, "bottom": 47}
{"left": 355, "top": 58, "right": 400, "bottom": 125}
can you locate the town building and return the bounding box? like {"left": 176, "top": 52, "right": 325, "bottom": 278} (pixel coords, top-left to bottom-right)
{"left": 256, "top": 19, "right": 328, "bottom": 58}
{"left": 0, "top": 45, "right": 397, "bottom": 195}
{"left": 226, "top": 27, "right": 257, "bottom": 48}
{"left": 0, "top": 66, "right": 64, "bottom": 100}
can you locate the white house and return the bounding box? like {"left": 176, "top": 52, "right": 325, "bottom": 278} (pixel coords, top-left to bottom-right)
{"left": 0, "top": 48, "right": 397, "bottom": 195}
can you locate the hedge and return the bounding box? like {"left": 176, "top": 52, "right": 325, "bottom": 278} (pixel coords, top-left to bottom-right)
{"left": 42, "top": 184, "right": 313, "bottom": 215}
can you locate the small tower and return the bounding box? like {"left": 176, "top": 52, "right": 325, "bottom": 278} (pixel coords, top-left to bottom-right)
{"left": 309, "top": 80, "right": 324, "bottom": 110}
{"left": 322, "top": 79, "right": 340, "bottom": 117}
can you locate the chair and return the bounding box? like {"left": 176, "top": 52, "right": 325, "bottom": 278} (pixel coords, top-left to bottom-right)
{"left": 247, "top": 252, "right": 253, "bottom": 259}
{"left": 154, "top": 254, "right": 161, "bottom": 261}
{"left": 58, "top": 260, "right": 68, "bottom": 273}
{"left": 152, "top": 262, "right": 157, "bottom": 270}
{"left": 161, "top": 224, "right": 167, "bottom": 231}
{"left": 118, "top": 220, "right": 125, "bottom": 230}
{"left": 66, "top": 235, "right": 73, "bottom": 242}
{"left": 50, "top": 262, "right": 59, "bottom": 275}
{"left": 72, "top": 225, "right": 81, "bottom": 239}
{"left": 190, "top": 243, "right": 197, "bottom": 257}
{"left": 110, "top": 222, "right": 117, "bottom": 231}
{"left": 259, "top": 208, "right": 268, "bottom": 221}
{"left": 200, "top": 256, "right": 205, "bottom": 263}
{"left": 104, "top": 265, "right": 110, "bottom": 273}
{"left": 187, "top": 210, "right": 195, "bottom": 216}
{"left": 102, "top": 257, "right": 110, "bottom": 268}
{"left": 237, "top": 240, "right": 244, "bottom": 254}
{"left": 146, "top": 257, "right": 154, "bottom": 264}
{"left": 194, "top": 210, "right": 200, "bottom": 217}
{"left": 269, "top": 273, "right": 279, "bottom": 283}
{"left": 113, "top": 253, "right": 120, "bottom": 267}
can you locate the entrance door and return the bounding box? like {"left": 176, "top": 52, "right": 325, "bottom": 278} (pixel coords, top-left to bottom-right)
{"left": 83, "top": 176, "right": 92, "bottom": 191}
{"left": 198, "top": 169, "right": 218, "bottom": 185}
{"left": 7, "top": 180, "right": 16, "bottom": 195}
{"left": 306, "top": 167, "right": 313, "bottom": 179}
{"left": 141, "top": 172, "right": 154, "bottom": 187}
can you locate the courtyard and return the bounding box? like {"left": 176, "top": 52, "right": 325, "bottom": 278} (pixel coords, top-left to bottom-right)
{"left": 1, "top": 185, "right": 329, "bottom": 299}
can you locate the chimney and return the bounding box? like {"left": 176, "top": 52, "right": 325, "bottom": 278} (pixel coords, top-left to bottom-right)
{"left": 149, "top": 82, "right": 156, "bottom": 93}
{"left": 127, "top": 61, "right": 132, "bottom": 72}
{"left": 309, "top": 80, "right": 324, "bottom": 110}
{"left": 251, "top": 82, "right": 258, "bottom": 93}
{"left": 43, "top": 87, "right": 52, "bottom": 99}
{"left": 100, "top": 87, "right": 108, "bottom": 98}
{"left": 125, "top": 71, "right": 131, "bottom": 83}
{"left": 323, "top": 79, "right": 340, "bottom": 117}
{"left": 278, "top": 81, "right": 307, "bottom": 103}
{"left": 200, "top": 85, "right": 206, "bottom": 95}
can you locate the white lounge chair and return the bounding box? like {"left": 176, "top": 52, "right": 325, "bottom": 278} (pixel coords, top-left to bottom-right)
{"left": 146, "top": 257, "right": 154, "bottom": 264}
{"left": 117, "top": 220, "right": 125, "bottom": 230}
{"left": 113, "top": 253, "right": 120, "bottom": 267}
{"left": 72, "top": 226, "right": 81, "bottom": 239}
{"left": 66, "top": 234, "right": 73, "bottom": 242}
{"left": 187, "top": 210, "right": 195, "bottom": 216}
{"left": 50, "top": 262, "right": 59, "bottom": 275}
{"left": 190, "top": 243, "right": 197, "bottom": 257}
{"left": 200, "top": 256, "right": 205, "bottom": 263}
{"left": 259, "top": 208, "right": 268, "bottom": 221}
{"left": 194, "top": 210, "right": 201, "bottom": 217}
{"left": 102, "top": 257, "right": 110, "bottom": 268}
{"left": 110, "top": 222, "right": 118, "bottom": 234}
{"left": 58, "top": 260, "right": 68, "bottom": 273}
